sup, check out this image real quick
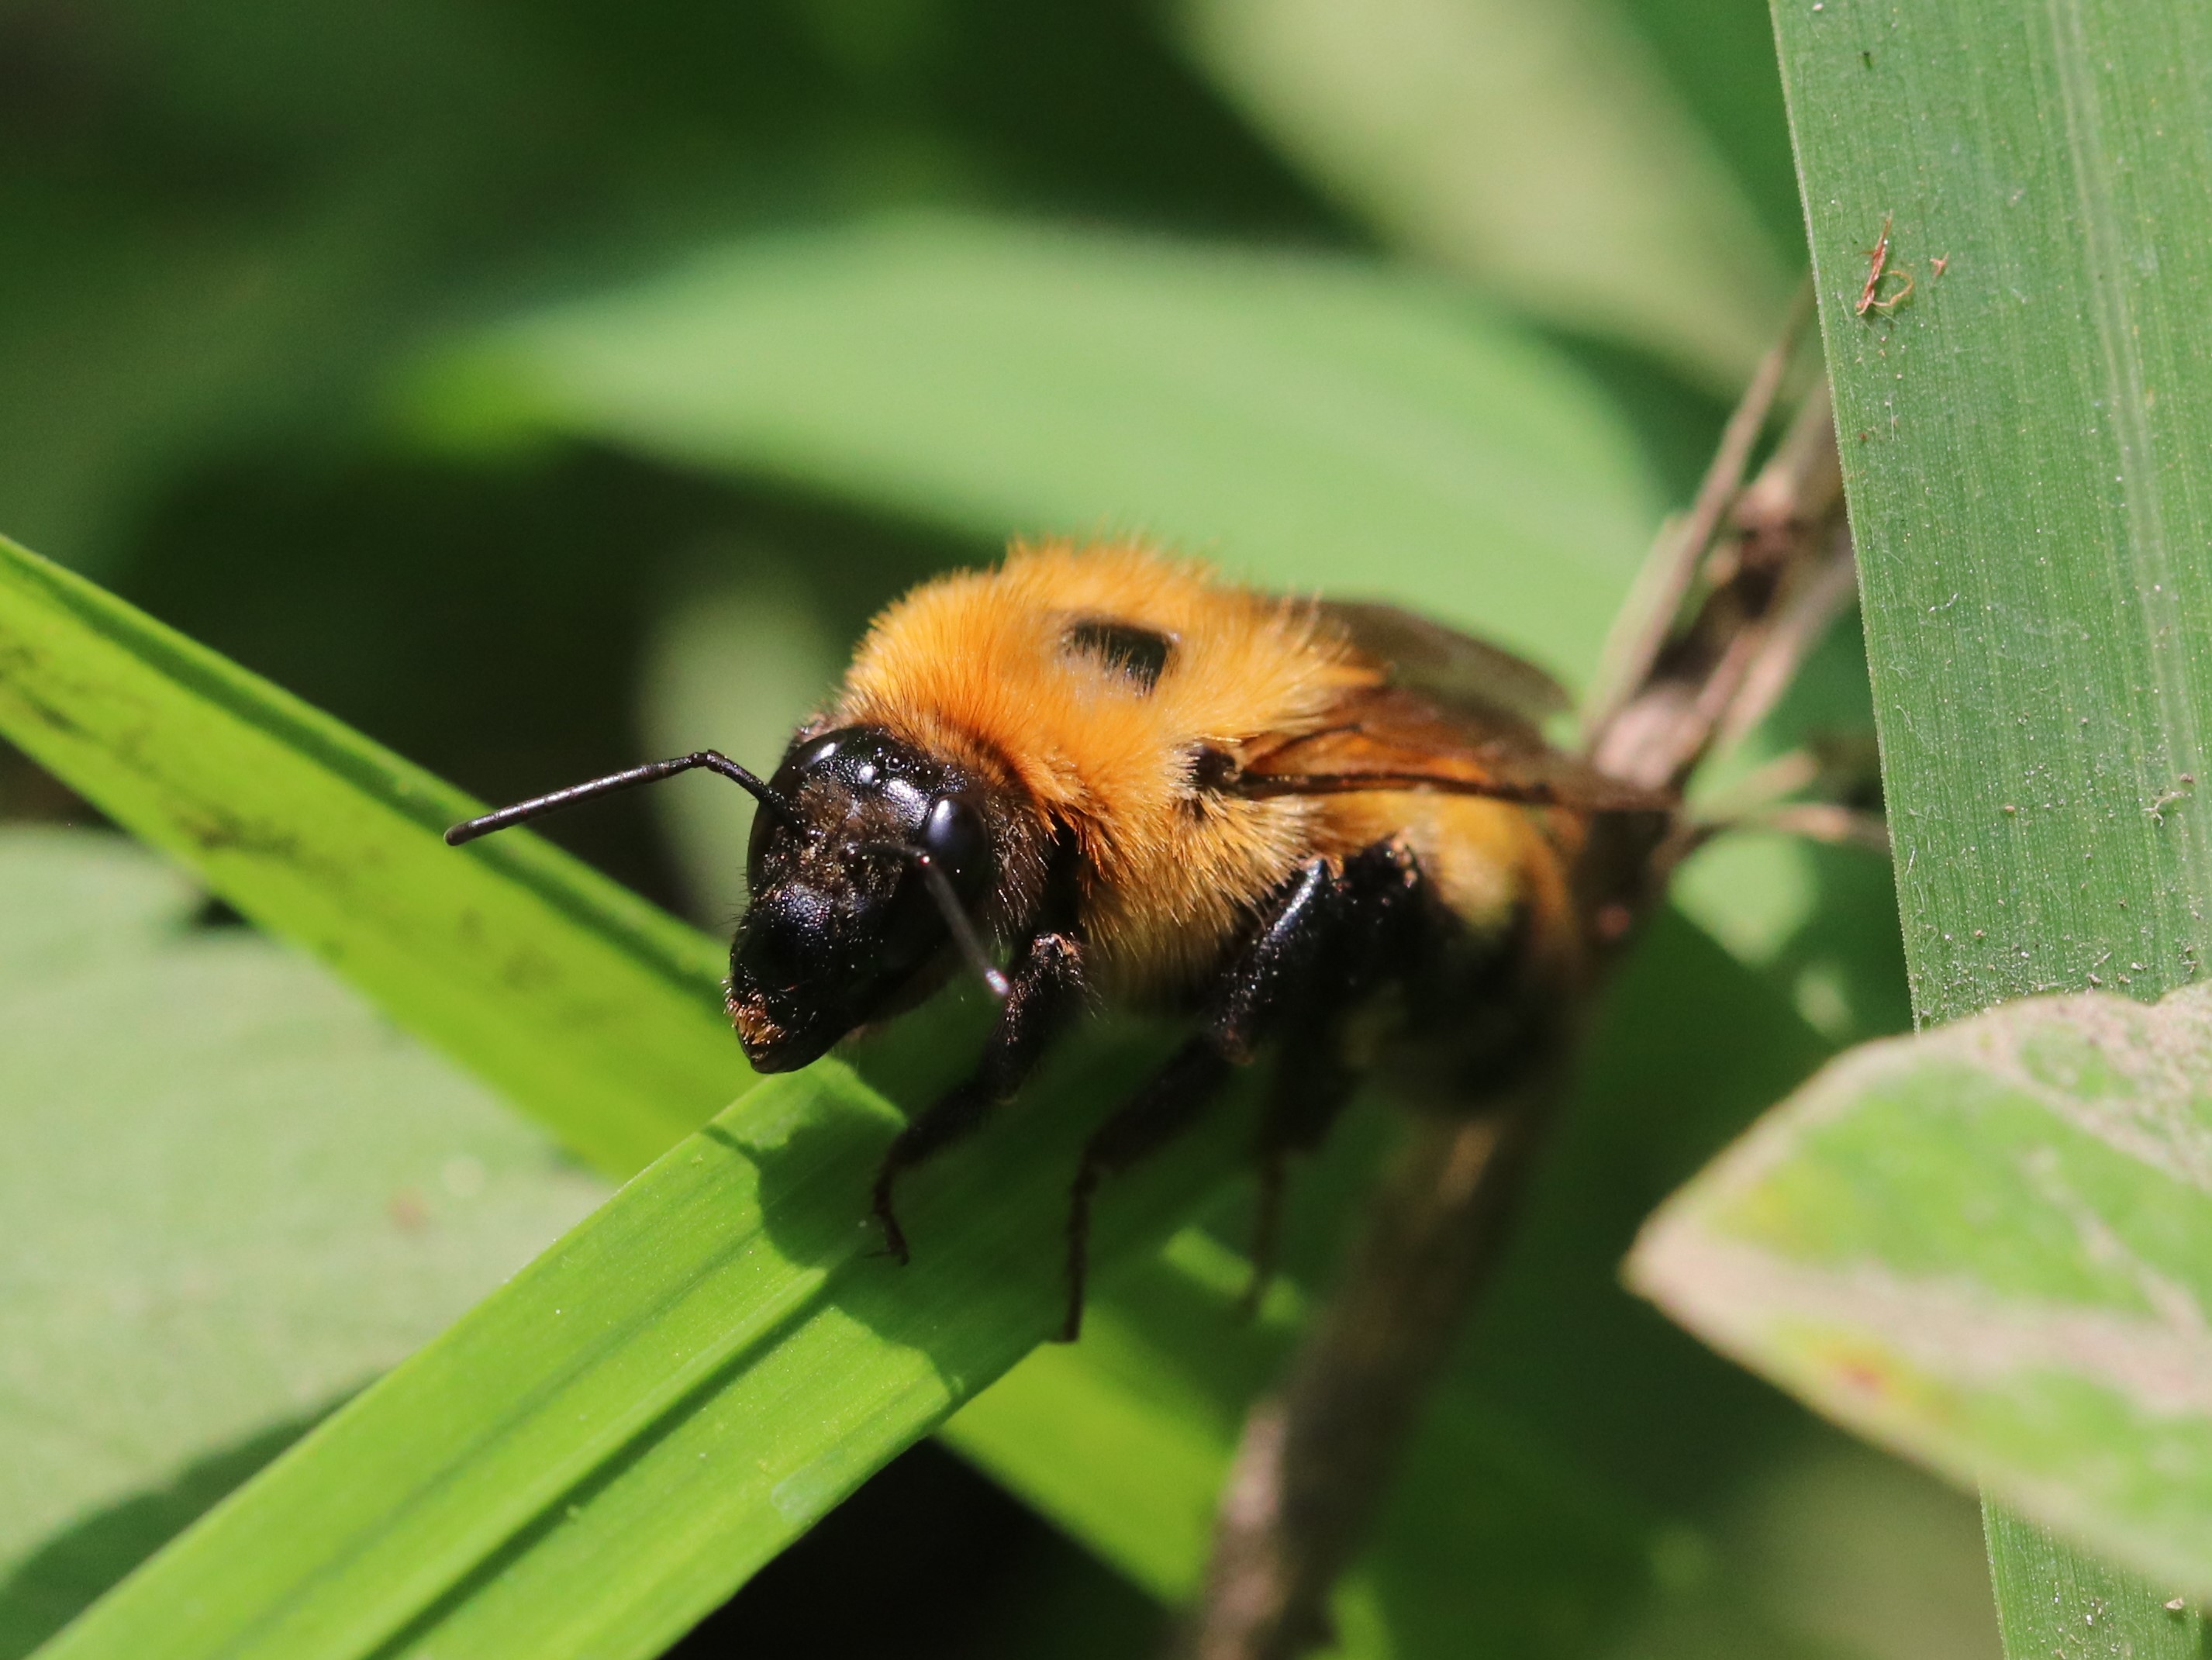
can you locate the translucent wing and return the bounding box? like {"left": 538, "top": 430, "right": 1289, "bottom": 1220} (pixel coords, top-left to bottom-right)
{"left": 1317, "top": 599, "right": 1572, "bottom": 731}
{"left": 1236, "top": 608, "right": 1671, "bottom": 813}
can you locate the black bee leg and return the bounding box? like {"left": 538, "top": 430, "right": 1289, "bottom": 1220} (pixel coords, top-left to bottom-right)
{"left": 871, "top": 931, "right": 1084, "bottom": 1264}
{"left": 1240, "top": 840, "right": 1425, "bottom": 1315}
{"left": 1241, "top": 1034, "right": 1357, "bottom": 1317}
{"left": 1062, "top": 1037, "right": 1234, "bottom": 1341}
{"left": 1061, "top": 852, "right": 1396, "bottom": 1340}
{"left": 1058, "top": 844, "right": 1430, "bottom": 1341}
{"left": 1204, "top": 859, "right": 1343, "bottom": 1065}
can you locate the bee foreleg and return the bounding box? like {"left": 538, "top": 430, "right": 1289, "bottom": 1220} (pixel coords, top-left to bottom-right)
{"left": 871, "top": 930, "right": 1084, "bottom": 1264}
{"left": 1062, "top": 847, "right": 1423, "bottom": 1341}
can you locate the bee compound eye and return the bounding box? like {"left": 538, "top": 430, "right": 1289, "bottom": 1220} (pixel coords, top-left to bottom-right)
{"left": 919, "top": 793, "right": 989, "bottom": 892}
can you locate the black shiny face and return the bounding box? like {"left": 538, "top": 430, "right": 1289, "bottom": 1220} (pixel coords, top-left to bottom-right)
{"left": 727, "top": 726, "right": 994, "bottom": 1072}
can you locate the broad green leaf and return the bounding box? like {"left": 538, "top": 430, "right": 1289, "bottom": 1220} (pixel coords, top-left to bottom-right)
{"left": 406, "top": 213, "right": 1662, "bottom": 682}
{"left": 1682, "top": 0, "right": 2212, "bottom": 1645}
{"left": 35, "top": 1020, "right": 1251, "bottom": 1660}
{"left": 1633, "top": 982, "right": 2212, "bottom": 1600}
{"left": 1172, "top": 0, "right": 1794, "bottom": 390}
{"left": 0, "top": 533, "right": 743, "bottom": 1175}
{"left": 0, "top": 829, "right": 605, "bottom": 1658}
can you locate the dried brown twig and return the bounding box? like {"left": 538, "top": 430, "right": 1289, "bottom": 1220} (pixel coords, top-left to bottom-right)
{"left": 1189, "top": 1092, "right": 1549, "bottom": 1660}
{"left": 1180, "top": 306, "right": 1855, "bottom": 1660}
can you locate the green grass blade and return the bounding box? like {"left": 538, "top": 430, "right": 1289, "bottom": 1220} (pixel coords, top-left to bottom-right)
{"left": 1689, "top": 0, "right": 2212, "bottom": 1645}
{"left": 0, "top": 533, "right": 743, "bottom": 1175}
{"left": 1779, "top": 5, "right": 2212, "bottom": 1018}
{"left": 33, "top": 1029, "right": 1248, "bottom": 1660}
{"left": 405, "top": 214, "right": 1661, "bottom": 683}
{"left": 1985, "top": 1509, "right": 2207, "bottom": 1659}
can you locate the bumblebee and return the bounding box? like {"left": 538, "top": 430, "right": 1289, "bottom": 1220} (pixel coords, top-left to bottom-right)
{"left": 450, "top": 542, "right": 1666, "bottom": 1337}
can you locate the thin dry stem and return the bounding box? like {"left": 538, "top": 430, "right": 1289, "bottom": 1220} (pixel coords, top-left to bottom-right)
{"left": 1182, "top": 1099, "right": 1547, "bottom": 1660}
{"left": 1739, "top": 801, "right": 1892, "bottom": 855}
{"left": 1710, "top": 528, "right": 1858, "bottom": 760}
{"left": 1584, "top": 282, "right": 1814, "bottom": 732}
{"left": 1589, "top": 394, "right": 1851, "bottom": 802}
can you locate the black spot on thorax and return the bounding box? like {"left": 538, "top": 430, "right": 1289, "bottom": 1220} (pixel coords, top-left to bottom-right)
{"left": 1064, "top": 618, "right": 1172, "bottom": 692}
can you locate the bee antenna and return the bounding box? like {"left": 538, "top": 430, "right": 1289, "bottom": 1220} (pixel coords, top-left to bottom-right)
{"left": 444, "top": 751, "right": 799, "bottom": 847}
{"left": 854, "top": 841, "right": 1011, "bottom": 1000}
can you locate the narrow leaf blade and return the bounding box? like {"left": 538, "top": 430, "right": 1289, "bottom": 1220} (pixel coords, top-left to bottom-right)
{"left": 1740, "top": 0, "right": 2212, "bottom": 1644}
{"left": 0, "top": 534, "right": 743, "bottom": 1175}
{"left": 36, "top": 1031, "right": 1249, "bottom": 1660}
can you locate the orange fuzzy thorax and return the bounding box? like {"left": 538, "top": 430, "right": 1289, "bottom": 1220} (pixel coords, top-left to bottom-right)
{"left": 830, "top": 541, "right": 1553, "bottom": 999}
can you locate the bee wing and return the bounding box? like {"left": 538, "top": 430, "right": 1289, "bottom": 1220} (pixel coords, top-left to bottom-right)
{"left": 1317, "top": 599, "right": 1571, "bottom": 731}
{"left": 1233, "top": 684, "right": 1672, "bottom": 813}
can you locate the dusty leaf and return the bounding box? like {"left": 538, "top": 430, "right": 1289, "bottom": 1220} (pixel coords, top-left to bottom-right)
{"left": 1632, "top": 981, "right": 2212, "bottom": 1600}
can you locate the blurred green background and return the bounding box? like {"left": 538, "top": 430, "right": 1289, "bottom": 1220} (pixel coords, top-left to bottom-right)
{"left": 0, "top": 0, "right": 1995, "bottom": 1654}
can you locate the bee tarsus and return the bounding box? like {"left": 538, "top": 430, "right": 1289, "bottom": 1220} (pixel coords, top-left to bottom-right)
{"left": 869, "top": 929, "right": 1085, "bottom": 1267}
{"left": 1065, "top": 1037, "right": 1234, "bottom": 1342}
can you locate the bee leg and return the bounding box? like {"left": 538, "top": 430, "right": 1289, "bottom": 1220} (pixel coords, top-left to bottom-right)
{"left": 1064, "top": 852, "right": 1399, "bottom": 1340}
{"left": 871, "top": 931, "right": 1084, "bottom": 1264}
{"left": 1239, "top": 840, "right": 1426, "bottom": 1315}
{"left": 1241, "top": 1037, "right": 1355, "bottom": 1319}
{"left": 1062, "top": 1037, "right": 1235, "bottom": 1341}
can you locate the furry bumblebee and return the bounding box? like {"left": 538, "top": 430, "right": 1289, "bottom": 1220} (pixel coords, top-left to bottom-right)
{"left": 450, "top": 542, "right": 1665, "bottom": 1337}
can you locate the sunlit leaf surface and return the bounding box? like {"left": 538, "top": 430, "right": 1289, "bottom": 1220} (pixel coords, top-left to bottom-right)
{"left": 0, "top": 536, "right": 742, "bottom": 1175}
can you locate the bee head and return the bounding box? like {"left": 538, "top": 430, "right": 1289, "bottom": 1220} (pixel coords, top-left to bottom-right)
{"left": 729, "top": 726, "right": 999, "bottom": 1072}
